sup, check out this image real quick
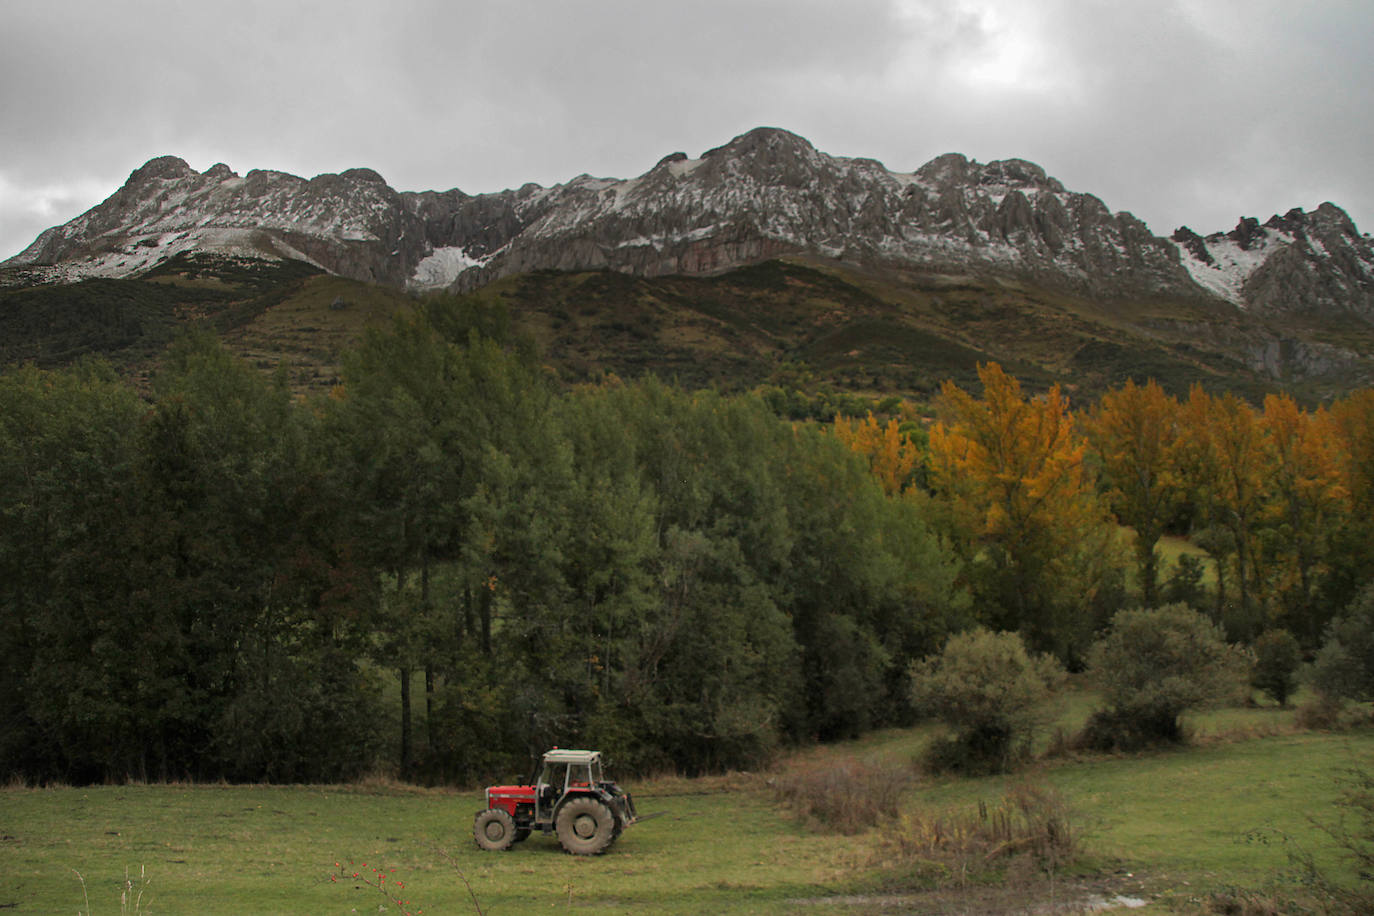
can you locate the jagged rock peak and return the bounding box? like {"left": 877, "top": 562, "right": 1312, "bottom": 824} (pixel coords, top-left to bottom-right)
{"left": 916, "top": 152, "right": 972, "bottom": 183}
{"left": 700, "top": 126, "right": 816, "bottom": 159}
{"left": 204, "top": 162, "right": 238, "bottom": 181}
{"left": 1310, "top": 202, "right": 1359, "bottom": 237}
{"left": 912, "top": 153, "right": 1064, "bottom": 194}
{"left": 980, "top": 158, "right": 1064, "bottom": 193}
{"left": 337, "top": 167, "right": 387, "bottom": 185}
{"left": 1264, "top": 208, "right": 1308, "bottom": 235}
{"left": 129, "top": 155, "right": 196, "bottom": 183}
{"left": 654, "top": 151, "right": 689, "bottom": 169}
{"left": 1243, "top": 203, "right": 1357, "bottom": 241}
{"left": 1173, "top": 200, "right": 1374, "bottom": 317}
{"left": 1228, "top": 216, "right": 1267, "bottom": 250}
{"left": 1171, "top": 226, "right": 1212, "bottom": 264}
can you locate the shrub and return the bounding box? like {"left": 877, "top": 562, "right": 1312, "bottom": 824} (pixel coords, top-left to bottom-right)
{"left": 1308, "top": 583, "right": 1374, "bottom": 702}
{"left": 1295, "top": 692, "right": 1350, "bottom": 731}
{"left": 1250, "top": 628, "right": 1303, "bottom": 707}
{"left": 771, "top": 754, "right": 914, "bottom": 835}
{"left": 911, "top": 628, "right": 1064, "bottom": 773}
{"left": 876, "top": 781, "right": 1083, "bottom": 888}
{"left": 1080, "top": 603, "right": 1245, "bottom": 751}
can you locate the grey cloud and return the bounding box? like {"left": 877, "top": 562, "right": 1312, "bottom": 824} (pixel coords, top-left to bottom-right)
{"left": 2, "top": 0, "right": 1371, "bottom": 261}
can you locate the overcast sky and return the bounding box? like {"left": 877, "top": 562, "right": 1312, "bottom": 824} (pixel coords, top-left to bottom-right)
{"left": 2, "top": 0, "right": 1371, "bottom": 261}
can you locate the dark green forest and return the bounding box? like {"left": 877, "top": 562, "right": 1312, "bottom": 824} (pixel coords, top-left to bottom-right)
{"left": 0, "top": 298, "right": 971, "bottom": 784}
{"left": 4, "top": 296, "right": 1373, "bottom": 785}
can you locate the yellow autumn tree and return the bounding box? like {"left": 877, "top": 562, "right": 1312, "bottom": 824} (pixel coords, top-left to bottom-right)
{"left": 830, "top": 410, "right": 921, "bottom": 496}
{"left": 1177, "top": 386, "right": 1270, "bottom": 636}
{"left": 1083, "top": 378, "right": 1182, "bottom": 608}
{"left": 1256, "top": 394, "right": 1347, "bottom": 640}
{"left": 1316, "top": 389, "right": 1374, "bottom": 621}
{"left": 928, "top": 362, "right": 1116, "bottom": 657}
{"left": 1330, "top": 389, "right": 1374, "bottom": 516}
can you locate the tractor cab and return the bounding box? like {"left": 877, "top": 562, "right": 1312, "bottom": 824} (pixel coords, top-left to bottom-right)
{"left": 534, "top": 748, "right": 605, "bottom": 823}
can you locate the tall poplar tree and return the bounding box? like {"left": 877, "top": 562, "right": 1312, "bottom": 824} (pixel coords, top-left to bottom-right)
{"left": 1256, "top": 394, "right": 1347, "bottom": 642}
{"left": 1084, "top": 378, "right": 1182, "bottom": 608}
{"left": 928, "top": 362, "right": 1117, "bottom": 658}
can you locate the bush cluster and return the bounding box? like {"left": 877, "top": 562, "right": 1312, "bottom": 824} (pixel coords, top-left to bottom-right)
{"left": 1309, "top": 584, "right": 1374, "bottom": 703}
{"left": 910, "top": 628, "right": 1063, "bottom": 773}
{"left": 1079, "top": 604, "right": 1245, "bottom": 751}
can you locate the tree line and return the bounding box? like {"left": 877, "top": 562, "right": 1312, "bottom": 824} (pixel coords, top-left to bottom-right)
{"left": 908, "top": 364, "right": 1374, "bottom": 657}
{"left": 3, "top": 299, "right": 1372, "bottom": 784}
{"left": 1, "top": 299, "right": 967, "bottom": 784}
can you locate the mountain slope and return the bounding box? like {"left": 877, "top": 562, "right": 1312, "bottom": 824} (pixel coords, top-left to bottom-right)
{"left": 481, "top": 256, "right": 1350, "bottom": 400}
{"left": 4, "top": 127, "right": 1373, "bottom": 399}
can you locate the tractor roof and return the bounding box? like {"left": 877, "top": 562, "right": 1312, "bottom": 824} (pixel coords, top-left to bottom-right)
{"left": 541, "top": 748, "right": 601, "bottom": 765}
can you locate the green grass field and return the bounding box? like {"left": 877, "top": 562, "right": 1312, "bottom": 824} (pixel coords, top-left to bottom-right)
{"left": 3, "top": 699, "right": 1370, "bottom": 914}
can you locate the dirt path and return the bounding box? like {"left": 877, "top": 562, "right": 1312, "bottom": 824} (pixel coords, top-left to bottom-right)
{"left": 791, "top": 872, "right": 1159, "bottom": 914}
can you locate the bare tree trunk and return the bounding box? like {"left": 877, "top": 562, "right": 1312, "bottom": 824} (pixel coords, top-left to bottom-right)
{"left": 480, "top": 586, "right": 493, "bottom": 657}
{"left": 399, "top": 666, "right": 413, "bottom": 779}
{"left": 425, "top": 665, "right": 436, "bottom": 756}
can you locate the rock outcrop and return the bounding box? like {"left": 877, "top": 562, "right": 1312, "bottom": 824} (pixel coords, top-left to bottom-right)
{"left": 1173, "top": 202, "right": 1374, "bottom": 320}
{"left": 442, "top": 129, "right": 1199, "bottom": 301}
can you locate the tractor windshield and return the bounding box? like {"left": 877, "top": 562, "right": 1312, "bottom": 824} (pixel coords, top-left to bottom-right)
{"left": 537, "top": 754, "right": 605, "bottom": 791}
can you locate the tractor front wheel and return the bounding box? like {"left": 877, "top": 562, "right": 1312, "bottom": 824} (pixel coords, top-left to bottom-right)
{"left": 555, "top": 796, "right": 617, "bottom": 855}
{"left": 473, "top": 808, "right": 518, "bottom": 851}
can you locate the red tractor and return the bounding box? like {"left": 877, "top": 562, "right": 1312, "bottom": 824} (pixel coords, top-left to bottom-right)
{"left": 473, "top": 748, "right": 642, "bottom": 855}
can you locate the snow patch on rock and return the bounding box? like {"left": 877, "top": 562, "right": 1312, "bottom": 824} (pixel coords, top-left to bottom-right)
{"left": 409, "top": 246, "right": 486, "bottom": 289}
{"left": 1178, "top": 235, "right": 1282, "bottom": 305}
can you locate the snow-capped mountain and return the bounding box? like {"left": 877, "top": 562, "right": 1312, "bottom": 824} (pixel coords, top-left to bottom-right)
{"left": 6, "top": 156, "right": 428, "bottom": 287}
{"left": 1172, "top": 205, "right": 1374, "bottom": 318}
{"left": 7, "top": 128, "right": 1373, "bottom": 320}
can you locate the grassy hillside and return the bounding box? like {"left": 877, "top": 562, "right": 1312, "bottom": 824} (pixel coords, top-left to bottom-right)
{"left": 0, "top": 254, "right": 320, "bottom": 377}
{"left": 215, "top": 274, "right": 418, "bottom": 392}
{"left": 3, "top": 253, "right": 1369, "bottom": 403}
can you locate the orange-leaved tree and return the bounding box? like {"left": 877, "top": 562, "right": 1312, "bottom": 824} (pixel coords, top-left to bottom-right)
{"left": 1256, "top": 394, "right": 1347, "bottom": 642}
{"left": 1323, "top": 389, "right": 1374, "bottom": 615}
{"left": 1083, "top": 378, "right": 1182, "bottom": 608}
{"left": 1177, "top": 387, "right": 1269, "bottom": 637}
{"left": 830, "top": 410, "right": 923, "bottom": 496}
{"left": 927, "top": 362, "right": 1117, "bottom": 657}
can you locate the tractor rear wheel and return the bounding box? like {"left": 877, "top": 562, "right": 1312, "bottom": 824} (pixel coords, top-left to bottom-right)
{"left": 473, "top": 809, "right": 518, "bottom": 851}
{"left": 555, "top": 796, "right": 616, "bottom": 855}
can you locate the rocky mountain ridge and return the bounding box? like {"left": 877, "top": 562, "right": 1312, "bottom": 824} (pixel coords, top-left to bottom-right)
{"left": 7, "top": 128, "right": 1374, "bottom": 322}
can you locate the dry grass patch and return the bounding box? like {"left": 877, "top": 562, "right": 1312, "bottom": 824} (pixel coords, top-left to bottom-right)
{"left": 771, "top": 754, "right": 915, "bottom": 835}
{"left": 875, "top": 780, "right": 1085, "bottom": 890}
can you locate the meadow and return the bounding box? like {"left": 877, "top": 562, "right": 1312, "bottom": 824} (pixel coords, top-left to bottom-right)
{"left": 4, "top": 695, "right": 1370, "bottom": 915}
